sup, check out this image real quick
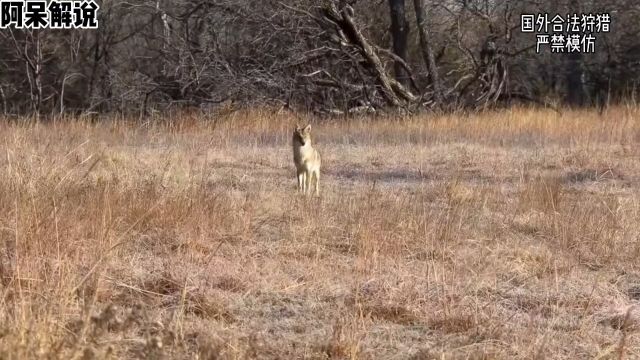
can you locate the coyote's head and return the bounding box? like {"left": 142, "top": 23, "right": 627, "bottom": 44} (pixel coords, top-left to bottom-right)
{"left": 293, "top": 124, "right": 312, "bottom": 146}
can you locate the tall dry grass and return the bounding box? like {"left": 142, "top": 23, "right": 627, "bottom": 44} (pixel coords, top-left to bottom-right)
{"left": 0, "top": 106, "right": 640, "bottom": 359}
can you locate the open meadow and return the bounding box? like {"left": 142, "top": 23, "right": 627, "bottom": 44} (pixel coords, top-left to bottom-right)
{"left": 1, "top": 107, "right": 640, "bottom": 359}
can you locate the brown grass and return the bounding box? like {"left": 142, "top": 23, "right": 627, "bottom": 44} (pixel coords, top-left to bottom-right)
{"left": 1, "top": 106, "right": 640, "bottom": 359}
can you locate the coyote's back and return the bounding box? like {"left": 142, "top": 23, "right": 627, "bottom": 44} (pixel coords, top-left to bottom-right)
{"left": 292, "top": 124, "right": 321, "bottom": 196}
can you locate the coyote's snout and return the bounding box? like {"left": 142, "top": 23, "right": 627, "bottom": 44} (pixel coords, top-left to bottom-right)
{"left": 292, "top": 124, "right": 321, "bottom": 196}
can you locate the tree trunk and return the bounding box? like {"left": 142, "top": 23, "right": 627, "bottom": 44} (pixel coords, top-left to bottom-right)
{"left": 388, "top": 0, "right": 409, "bottom": 86}
{"left": 566, "top": 51, "right": 586, "bottom": 106}
{"left": 566, "top": 0, "right": 585, "bottom": 107}
{"left": 34, "top": 31, "right": 42, "bottom": 116}
{"left": 413, "top": 0, "right": 444, "bottom": 106}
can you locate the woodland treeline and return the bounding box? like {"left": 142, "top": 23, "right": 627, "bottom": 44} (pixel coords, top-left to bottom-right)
{"left": 0, "top": 0, "right": 638, "bottom": 117}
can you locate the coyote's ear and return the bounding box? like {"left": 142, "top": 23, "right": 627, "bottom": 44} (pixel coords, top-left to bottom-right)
{"left": 294, "top": 124, "right": 300, "bottom": 131}
{"left": 303, "top": 124, "right": 311, "bottom": 132}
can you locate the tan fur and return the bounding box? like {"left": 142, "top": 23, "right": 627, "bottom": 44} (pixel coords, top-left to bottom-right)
{"left": 292, "top": 124, "right": 321, "bottom": 196}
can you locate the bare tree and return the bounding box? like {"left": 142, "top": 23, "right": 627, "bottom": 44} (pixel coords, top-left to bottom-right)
{"left": 413, "top": 0, "right": 444, "bottom": 106}
{"left": 0, "top": 0, "right": 638, "bottom": 116}
{"left": 388, "top": 0, "right": 410, "bottom": 86}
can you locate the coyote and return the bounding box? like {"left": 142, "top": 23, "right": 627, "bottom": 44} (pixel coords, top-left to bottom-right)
{"left": 292, "top": 124, "right": 321, "bottom": 196}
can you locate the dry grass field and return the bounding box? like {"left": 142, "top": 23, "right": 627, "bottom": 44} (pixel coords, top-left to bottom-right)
{"left": 1, "top": 106, "right": 640, "bottom": 359}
